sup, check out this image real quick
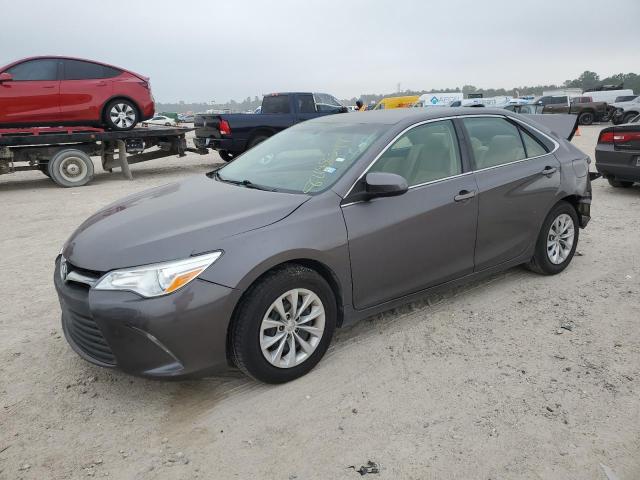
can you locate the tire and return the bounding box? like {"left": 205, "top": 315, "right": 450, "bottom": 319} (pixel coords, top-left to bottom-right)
{"left": 526, "top": 201, "right": 579, "bottom": 275}
{"left": 608, "top": 178, "right": 634, "bottom": 188}
{"left": 218, "top": 150, "right": 234, "bottom": 162}
{"left": 578, "top": 111, "right": 594, "bottom": 125}
{"left": 104, "top": 99, "right": 139, "bottom": 131}
{"left": 623, "top": 112, "right": 638, "bottom": 124}
{"left": 47, "top": 149, "right": 94, "bottom": 187}
{"left": 247, "top": 134, "right": 269, "bottom": 150}
{"left": 231, "top": 265, "right": 337, "bottom": 383}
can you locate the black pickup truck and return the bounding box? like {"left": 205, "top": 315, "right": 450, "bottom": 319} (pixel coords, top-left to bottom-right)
{"left": 194, "top": 92, "right": 347, "bottom": 160}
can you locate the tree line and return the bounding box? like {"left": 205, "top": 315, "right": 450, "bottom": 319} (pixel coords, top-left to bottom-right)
{"left": 156, "top": 71, "right": 640, "bottom": 114}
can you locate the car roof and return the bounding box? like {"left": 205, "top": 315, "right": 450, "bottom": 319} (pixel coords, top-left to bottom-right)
{"left": 308, "top": 107, "right": 515, "bottom": 125}
{"left": 0, "top": 56, "right": 147, "bottom": 80}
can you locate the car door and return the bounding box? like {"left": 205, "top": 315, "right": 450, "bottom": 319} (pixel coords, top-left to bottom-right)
{"left": 0, "top": 58, "right": 61, "bottom": 124}
{"left": 341, "top": 119, "right": 479, "bottom": 309}
{"left": 461, "top": 116, "right": 560, "bottom": 271}
{"left": 59, "top": 59, "right": 115, "bottom": 122}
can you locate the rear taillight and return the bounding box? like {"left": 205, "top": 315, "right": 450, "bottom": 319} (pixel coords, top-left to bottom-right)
{"left": 219, "top": 119, "right": 231, "bottom": 135}
{"left": 598, "top": 130, "right": 640, "bottom": 144}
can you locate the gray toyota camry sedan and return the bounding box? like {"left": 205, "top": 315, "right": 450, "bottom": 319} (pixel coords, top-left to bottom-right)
{"left": 55, "top": 108, "right": 593, "bottom": 383}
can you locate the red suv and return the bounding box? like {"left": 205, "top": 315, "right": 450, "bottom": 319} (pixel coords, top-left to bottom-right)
{"left": 0, "top": 56, "right": 155, "bottom": 131}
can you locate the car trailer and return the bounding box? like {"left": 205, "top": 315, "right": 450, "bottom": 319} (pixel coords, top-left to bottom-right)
{"left": 0, "top": 126, "right": 201, "bottom": 187}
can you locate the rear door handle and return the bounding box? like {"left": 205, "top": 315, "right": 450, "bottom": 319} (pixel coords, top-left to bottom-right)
{"left": 541, "top": 166, "right": 557, "bottom": 176}
{"left": 454, "top": 190, "right": 476, "bottom": 202}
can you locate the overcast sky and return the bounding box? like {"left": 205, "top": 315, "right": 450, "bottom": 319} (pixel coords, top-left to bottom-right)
{"left": 1, "top": 0, "right": 639, "bottom": 102}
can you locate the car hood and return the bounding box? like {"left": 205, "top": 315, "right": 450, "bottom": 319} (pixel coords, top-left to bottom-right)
{"left": 62, "top": 175, "right": 309, "bottom": 271}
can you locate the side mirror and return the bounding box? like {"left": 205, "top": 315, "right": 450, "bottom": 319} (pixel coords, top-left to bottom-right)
{"left": 0, "top": 72, "right": 13, "bottom": 83}
{"left": 361, "top": 172, "right": 408, "bottom": 200}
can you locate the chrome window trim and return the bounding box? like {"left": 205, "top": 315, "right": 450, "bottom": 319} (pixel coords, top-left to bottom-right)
{"left": 341, "top": 113, "right": 560, "bottom": 203}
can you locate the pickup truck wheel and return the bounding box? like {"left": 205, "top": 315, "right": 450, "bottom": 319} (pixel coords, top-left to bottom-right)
{"left": 247, "top": 134, "right": 269, "bottom": 150}
{"left": 608, "top": 178, "right": 634, "bottom": 188}
{"left": 578, "top": 111, "right": 594, "bottom": 125}
{"left": 218, "top": 150, "right": 234, "bottom": 162}
{"left": 623, "top": 112, "right": 638, "bottom": 124}
{"left": 526, "top": 201, "right": 579, "bottom": 275}
{"left": 48, "top": 149, "right": 94, "bottom": 188}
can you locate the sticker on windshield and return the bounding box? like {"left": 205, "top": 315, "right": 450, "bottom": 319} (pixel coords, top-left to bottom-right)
{"left": 323, "top": 166, "right": 337, "bottom": 173}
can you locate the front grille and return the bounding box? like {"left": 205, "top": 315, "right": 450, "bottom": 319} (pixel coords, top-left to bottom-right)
{"left": 67, "top": 310, "right": 116, "bottom": 365}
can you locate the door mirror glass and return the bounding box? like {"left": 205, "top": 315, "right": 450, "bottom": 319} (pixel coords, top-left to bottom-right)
{"left": 363, "top": 172, "right": 408, "bottom": 199}
{"left": 0, "top": 72, "right": 13, "bottom": 82}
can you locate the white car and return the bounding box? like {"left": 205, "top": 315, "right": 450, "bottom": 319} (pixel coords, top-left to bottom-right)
{"left": 142, "top": 115, "right": 177, "bottom": 127}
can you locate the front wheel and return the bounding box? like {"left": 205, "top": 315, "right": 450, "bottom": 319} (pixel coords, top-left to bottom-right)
{"left": 104, "top": 99, "right": 139, "bottom": 131}
{"left": 230, "top": 265, "right": 336, "bottom": 383}
{"left": 526, "top": 201, "right": 579, "bottom": 275}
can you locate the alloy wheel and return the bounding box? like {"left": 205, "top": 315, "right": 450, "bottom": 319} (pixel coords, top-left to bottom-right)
{"left": 259, "top": 288, "right": 325, "bottom": 368}
{"left": 109, "top": 103, "right": 136, "bottom": 129}
{"left": 547, "top": 213, "right": 575, "bottom": 264}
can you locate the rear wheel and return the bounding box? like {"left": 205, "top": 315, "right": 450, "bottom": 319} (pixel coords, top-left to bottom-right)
{"left": 104, "top": 99, "right": 139, "bottom": 131}
{"left": 608, "top": 178, "right": 634, "bottom": 188}
{"left": 48, "top": 149, "right": 94, "bottom": 187}
{"left": 526, "top": 201, "right": 579, "bottom": 275}
{"left": 231, "top": 265, "right": 336, "bottom": 383}
{"left": 218, "top": 150, "right": 234, "bottom": 162}
{"left": 623, "top": 112, "right": 638, "bottom": 124}
{"left": 578, "top": 111, "right": 594, "bottom": 125}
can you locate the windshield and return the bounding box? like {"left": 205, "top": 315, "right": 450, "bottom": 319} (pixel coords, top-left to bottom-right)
{"left": 217, "top": 122, "right": 385, "bottom": 194}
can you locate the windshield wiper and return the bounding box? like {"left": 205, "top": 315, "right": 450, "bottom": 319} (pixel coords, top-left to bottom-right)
{"left": 213, "top": 171, "right": 278, "bottom": 192}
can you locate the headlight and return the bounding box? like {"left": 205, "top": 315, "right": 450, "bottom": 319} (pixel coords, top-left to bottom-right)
{"left": 94, "top": 251, "right": 222, "bottom": 298}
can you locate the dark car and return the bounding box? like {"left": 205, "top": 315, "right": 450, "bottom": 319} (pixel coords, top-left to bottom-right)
{"left": 595, "top": 120, "right": 640, "bottom": 188}
{"left": 55, "top": 108, "right": 593, "bottom": 383}
{"left": 194, "top": 92, "right": 347, "bottom": 161}
{"left": 0, "top": 56, "right": 155, "bottom": 130}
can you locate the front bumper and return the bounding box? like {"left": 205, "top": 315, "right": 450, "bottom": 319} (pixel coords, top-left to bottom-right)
{"left": 54, "top": 258, "right": 238, "bottom": 378}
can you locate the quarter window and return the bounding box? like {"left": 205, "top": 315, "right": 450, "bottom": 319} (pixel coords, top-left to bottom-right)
{"left": 519, "top": 127, "right": 548, "bottom": 157}
{"left": 369, "top": 120, "right": 462, "bottom": 186}
{"left": 6, "top": 59, "right": 59, "bottom": 81}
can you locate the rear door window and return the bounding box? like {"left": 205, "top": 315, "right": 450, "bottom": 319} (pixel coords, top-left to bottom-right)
{"left": 63, "top": 60, "right": 121, "bottom": 80}
{"left": 297, "top": 94, "right": 316, "bottom": 113}
{"left": 462, "top": 117, "right": 526, "bottom": 169}
{"left": 262, "top": 95, "right": 291, "bottom": 114}
{"left": 7, "top": 59, "right": 59, "bottom": 81}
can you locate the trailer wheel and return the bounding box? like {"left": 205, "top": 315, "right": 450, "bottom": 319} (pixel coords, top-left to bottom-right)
{"left": 48, "top": 149, "right": 94, "bottom": 187}
{"left": 219, "top": 150, "right": 234, "bottom": 162}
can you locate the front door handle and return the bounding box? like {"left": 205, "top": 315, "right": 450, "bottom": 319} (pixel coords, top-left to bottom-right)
{"left": 541, "top": 166, "right": 557, "bottom": 176}
{"left": 454, "top": 190, "right": 476, "bottom": 202}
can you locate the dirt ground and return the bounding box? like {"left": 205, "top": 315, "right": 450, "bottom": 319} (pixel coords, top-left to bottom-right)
{"left": 0, "top": 125, "right": 638, "bottom": 480}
